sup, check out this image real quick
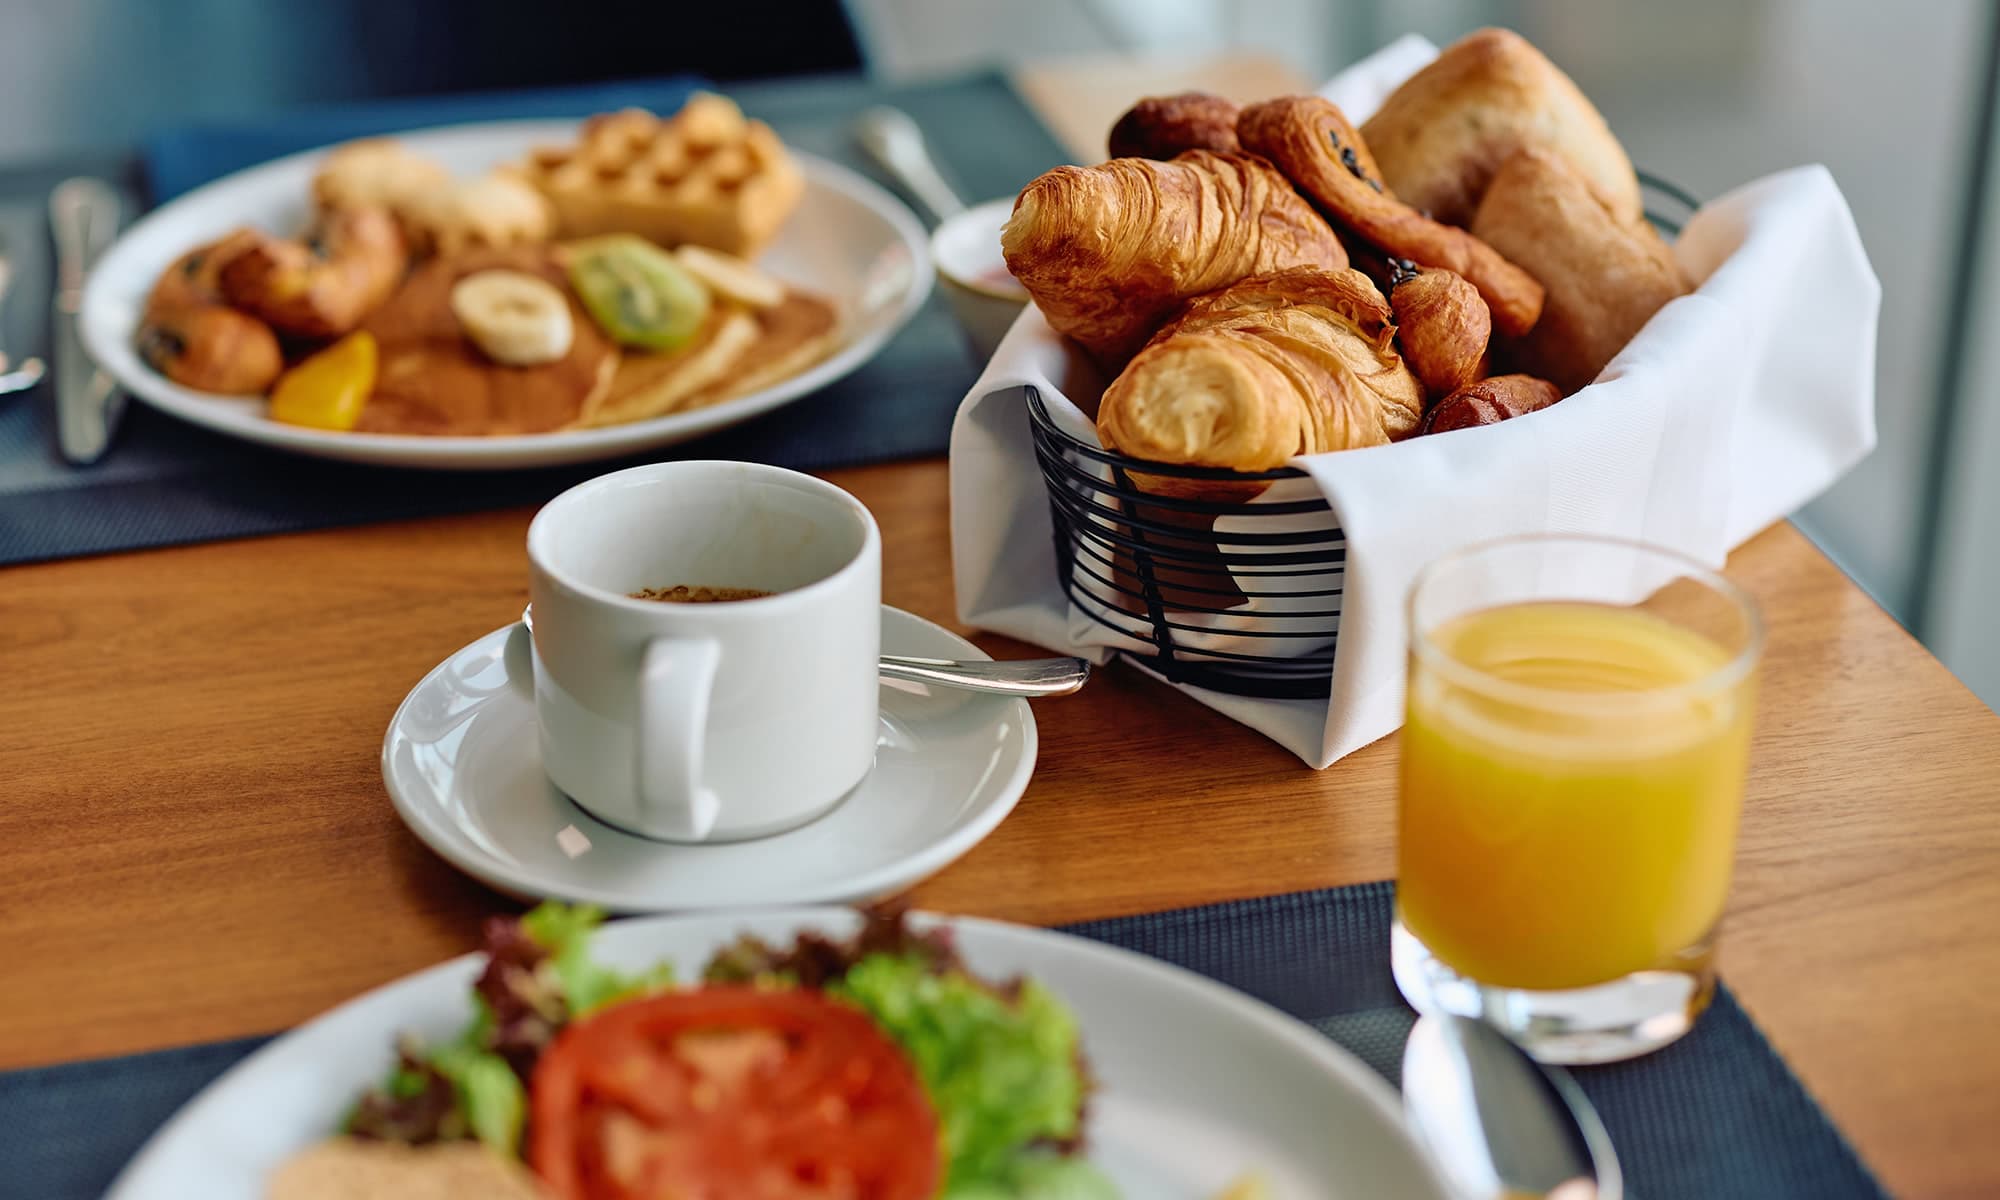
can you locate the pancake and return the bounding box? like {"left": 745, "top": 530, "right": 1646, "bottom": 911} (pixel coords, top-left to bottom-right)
{"left": 682, "top": 290, "right": 841, "bottom": 412}
{"left": 575, "top": 305, "right": 763, "bottom": 428}
{"left": 354, "top": 246, "right": 616, "bottom": 436}
{"left": 578, "top": 289, "right": 840, "bottom": 427}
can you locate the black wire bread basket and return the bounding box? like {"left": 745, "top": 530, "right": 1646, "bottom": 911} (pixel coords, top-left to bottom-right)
{"left": 1023, "top": 173, "right": 1700, "bottom": 701}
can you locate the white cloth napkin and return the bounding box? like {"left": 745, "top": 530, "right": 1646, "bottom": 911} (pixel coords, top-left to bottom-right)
{"left": 949, "top": 38, "right": 1880, "bottom": 767}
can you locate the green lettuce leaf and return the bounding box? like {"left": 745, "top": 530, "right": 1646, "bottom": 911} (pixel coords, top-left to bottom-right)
{"left": 833, "top": 953, "right": 1089, "bottom": 1190}
{"left": 427, "top": 1039, "right": 526, "bottom": 1153}
{"left": 521, "top": 902, "right": 676, "bottom": 1015}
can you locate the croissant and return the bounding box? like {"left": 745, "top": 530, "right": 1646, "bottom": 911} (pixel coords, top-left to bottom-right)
{"left": 1001, "top": 151, "right": 1348, "bottom": 364}
{"left": 1389, "top": 266, "right": 1490, "bottom": 398}
{"left": 1097, "top": 269, "right": 1424, "bottom": 481}
{"left": 219, "top": 205, "right": 409, "bottom": 339}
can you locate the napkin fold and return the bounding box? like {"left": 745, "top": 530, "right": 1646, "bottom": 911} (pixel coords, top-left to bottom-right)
{"left": 949, "top": 40, "right": 1880, "bottom": 768}
{"left": 143, "top": 76, "right": 705, "bottom": 201}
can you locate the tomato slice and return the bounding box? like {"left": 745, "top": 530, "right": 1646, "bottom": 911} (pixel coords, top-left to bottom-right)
{"left": 529, "top": 987, "right": 940, "bottom": 1200}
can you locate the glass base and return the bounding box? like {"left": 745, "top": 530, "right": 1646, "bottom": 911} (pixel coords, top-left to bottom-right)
{"left": 1391, "top": 917, "right": 1717, "bottom": 1064}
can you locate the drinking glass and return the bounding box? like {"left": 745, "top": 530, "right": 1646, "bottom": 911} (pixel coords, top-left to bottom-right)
{"left": 1392, "top": 534, "right": 1763, "bottom": 1063}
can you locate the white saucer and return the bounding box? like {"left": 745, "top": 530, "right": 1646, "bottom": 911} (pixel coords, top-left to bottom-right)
{"left": 381, "top": 607, "right": 1036, "bottom": 911}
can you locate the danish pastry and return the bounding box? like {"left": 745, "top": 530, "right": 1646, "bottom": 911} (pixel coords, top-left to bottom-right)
{"left": 1237, "top": 95, "right": 1544, "bottom": 338}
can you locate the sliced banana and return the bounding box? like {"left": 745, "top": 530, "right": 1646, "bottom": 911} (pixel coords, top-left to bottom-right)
{"left": 449, "top": 269, "right": 574, "bottom": 365}
{"left": 673, "top": 244, "right": 786, "bottom": 309}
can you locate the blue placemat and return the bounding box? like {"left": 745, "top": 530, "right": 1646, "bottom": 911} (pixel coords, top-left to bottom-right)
{"left": 0, "top": 72, "right": 1068, "bottom": 567}
{"left": 1, "top": 882, "right": 1885, "bottom": 1200}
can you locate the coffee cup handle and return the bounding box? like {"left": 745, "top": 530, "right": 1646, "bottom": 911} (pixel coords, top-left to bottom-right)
{"left": 637, "top": 636, "right": 722, "bottom": 842}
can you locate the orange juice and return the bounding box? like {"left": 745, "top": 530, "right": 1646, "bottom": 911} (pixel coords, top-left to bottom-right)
{"left": 1398, "top": 601, "right": 1755, "bottom": 991}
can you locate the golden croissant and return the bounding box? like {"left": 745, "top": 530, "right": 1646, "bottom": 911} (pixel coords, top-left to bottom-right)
{"left": 1097, "top": 269, "right": 1424, "bottom": 478}
{"left": 1001, "top": 151, "right": 1348, "bottom": 364}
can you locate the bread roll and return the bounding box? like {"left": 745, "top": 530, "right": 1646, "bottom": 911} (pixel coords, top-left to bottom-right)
{"left": 1360, "top": 28, "right": 1642, "bottom": 227}
{"left": 1471, "top": 147, "right": 1688, "bottom": 392}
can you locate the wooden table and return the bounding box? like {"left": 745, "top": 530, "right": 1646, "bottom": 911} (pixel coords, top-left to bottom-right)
{"left": 4, "top": 60, "right": 1999, "bottom": 1200}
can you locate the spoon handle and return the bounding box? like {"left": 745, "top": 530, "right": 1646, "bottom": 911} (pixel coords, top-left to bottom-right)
{"left": 851, "top": 106, "right": 967, "bottom": 225}
{"left": 879, "top": 653, "right": 1089, "bottom": 697}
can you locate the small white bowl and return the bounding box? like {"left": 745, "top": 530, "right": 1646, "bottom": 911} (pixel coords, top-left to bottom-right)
{"left": 931, "top": 197, "right": 1030, "bottom": 364}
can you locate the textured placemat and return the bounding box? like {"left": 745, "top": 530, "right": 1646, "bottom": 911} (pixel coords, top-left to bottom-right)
{"left": 0, "top": 71, "right": 1068, "bottom": 567}
{"left": 0, "top": 881, "right": 1885, "bottom": 1200}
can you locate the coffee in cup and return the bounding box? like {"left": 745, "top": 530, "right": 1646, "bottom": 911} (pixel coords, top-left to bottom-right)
{"left": 526, "top": 461, "right": 881, "bottom": 842}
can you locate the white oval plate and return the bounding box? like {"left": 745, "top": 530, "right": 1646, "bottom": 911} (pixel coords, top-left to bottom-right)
{"left": 81, "top": 120, "right": 933, "bottom": 469}
{"left": 107, "top": 908, "right": 1453, "bottom": 1199}
{"left": 383, "top": 607, "right": 1035, "bottom": 911}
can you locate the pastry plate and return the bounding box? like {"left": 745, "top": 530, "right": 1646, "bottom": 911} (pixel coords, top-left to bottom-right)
{"left": 106, "top": 908, "right": 1454, "bottom": 1199}
{"left": 80, "top": 119, "right": 932, "bottom": 469}
{"left": 381, "top": 606, "right": 1034, "bottom": 910}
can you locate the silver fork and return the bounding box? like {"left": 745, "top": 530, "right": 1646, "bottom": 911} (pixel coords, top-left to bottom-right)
{"left": 0, "top": 236, "right": 46, "bottom": 396}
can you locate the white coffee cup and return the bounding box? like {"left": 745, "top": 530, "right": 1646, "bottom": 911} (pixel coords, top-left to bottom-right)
{"left": 525, "top": 461, "right": 881, "bottom": 843}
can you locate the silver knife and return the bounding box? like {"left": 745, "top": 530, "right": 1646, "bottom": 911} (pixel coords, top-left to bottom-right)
{"left": 50, "top": 178, "right": 123, "bottom": 464}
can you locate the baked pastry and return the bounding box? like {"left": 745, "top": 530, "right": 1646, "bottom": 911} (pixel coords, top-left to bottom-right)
{"left": 1388, "top": 265, "right": 1490, "bottom": 398}
{"left": 1097, "top": 269, "right": 1424, "bottom": 482}
{"left": 1107, "top": 92, "right": 1242, "bottom": 159}
{"left": 1471, "top": 147, "right": 1689, "bottom": 392}
{"left": 218, "top": 206, "right": 409, "bottom": 338}
{"left": 1237, "top": 96, "right": 1544, "bottom": 337}
{"left": 1360, "top": 28, "right": 1641, "bottom": 227}
{"left": 1420, "top": 373, "right": 1562, "bottom": 434}
{"left": 311, "top": 139, "right": 451, "bottom": 219}
{"left": 136, "top": 231, "right": 284, "bottom": 394}
{"left": 356, "top": 246, "right": 617, "bottom": 436}
{"left": 522, "top": 94, "right": 804, "bottom": 257}
{"left": 401, "top": 167, "right": 555, "bottom": 257}
{"left": 1002, "top": 151, "right": 1348, "bottom": 363}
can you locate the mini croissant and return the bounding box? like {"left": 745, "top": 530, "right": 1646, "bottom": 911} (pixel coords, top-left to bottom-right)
{"left": 1001, "top": 151, "right": 1348, "bottom": 364}
{"left": 1097, "top": 269, "right": 1424, "bottom": 478}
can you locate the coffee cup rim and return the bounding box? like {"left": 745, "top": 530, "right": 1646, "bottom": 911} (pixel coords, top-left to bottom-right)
{"left": 526, "top": 460, "right": 880, "bottom": 617}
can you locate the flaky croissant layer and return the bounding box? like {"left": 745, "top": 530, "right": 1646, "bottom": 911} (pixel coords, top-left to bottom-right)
{"left": 1097, "top": 269, "right": 1424, "bottom": 472}
{"left": 1001, "top": 151, "right": 1347, "bottom": 363}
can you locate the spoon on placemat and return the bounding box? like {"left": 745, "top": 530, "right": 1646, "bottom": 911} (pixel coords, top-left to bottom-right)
{"left": 1403, "top": 1013, "right": 1623, "bottom": 1200}
{"left": 518, "top": 606, "right": 1088, "bottom": 697}
{"left": 851, "top": 106, "right": 967, "bottom": 226}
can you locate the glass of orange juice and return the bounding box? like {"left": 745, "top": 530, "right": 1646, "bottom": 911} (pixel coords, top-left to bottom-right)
{"left": 1392, "top": 534, "right": 1763, "bottom": 1064}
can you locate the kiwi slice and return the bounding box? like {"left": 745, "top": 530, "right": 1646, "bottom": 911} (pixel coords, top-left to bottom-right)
{"left": 566, "top": 234, "right": 712, "bottom": 351}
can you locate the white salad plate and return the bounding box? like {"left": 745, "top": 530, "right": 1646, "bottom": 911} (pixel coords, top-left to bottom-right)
{"left": 80, "top": 119, "right": 932, "bottom": 469}
{"left": 107, "top": 907, "right": 1454, "bottom": 1199}
{"left": 380, "top": 606, "right": 1035, "bottom": 910}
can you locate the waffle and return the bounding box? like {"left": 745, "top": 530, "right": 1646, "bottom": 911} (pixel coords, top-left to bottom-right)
{"left": 523, "top": 94, "right": 804, "bottom": 257}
